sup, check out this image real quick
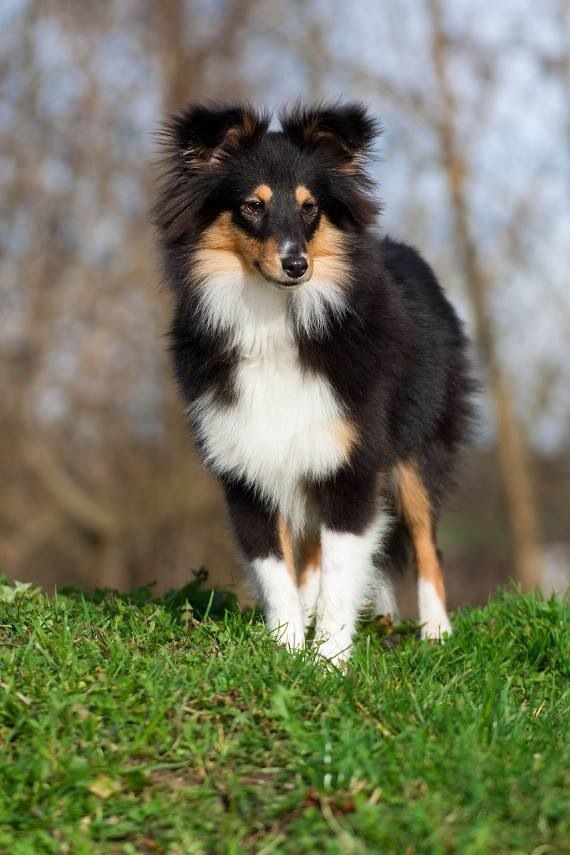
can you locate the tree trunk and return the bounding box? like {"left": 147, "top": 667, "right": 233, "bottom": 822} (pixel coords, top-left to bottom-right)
{"left": 428, "top": 0, "right": 542, "bottom": 590}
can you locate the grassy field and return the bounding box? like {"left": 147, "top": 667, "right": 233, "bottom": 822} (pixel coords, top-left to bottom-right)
{"left": 0, "top": 577, "right": 568, "bottom": 854}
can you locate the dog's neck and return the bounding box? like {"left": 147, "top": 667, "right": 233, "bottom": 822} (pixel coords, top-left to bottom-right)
{"left": 194, "top": 270, "right": 348, "bottom": 352}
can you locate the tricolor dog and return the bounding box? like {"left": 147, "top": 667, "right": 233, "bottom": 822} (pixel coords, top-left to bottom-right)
{"left": 154, "top": 102, "right": 475, "bottom": 664}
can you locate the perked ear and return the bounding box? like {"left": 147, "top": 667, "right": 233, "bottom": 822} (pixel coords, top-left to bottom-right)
{"left": 279, "top": 101, "right": 380, "bottom": 172}
{"left": 165, "top": 102, "right": 270, "bottom": 168}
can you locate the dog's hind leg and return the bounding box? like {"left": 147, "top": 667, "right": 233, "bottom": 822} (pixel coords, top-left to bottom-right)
{"left": 394, "top": 460, "right": 452, "bottom": 639}
{"left": 296, "top": 533, "right": 321, "bottom": 629}
{"left": 372, "top": 518, "right": 407, "bottom": 621}
{"left": 373, "top": 571, "right": 399, "bottom": 621}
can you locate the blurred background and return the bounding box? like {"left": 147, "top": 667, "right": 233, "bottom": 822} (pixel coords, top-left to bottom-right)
{"left": 1, "top": 0, "right": 569, "bottom": 610}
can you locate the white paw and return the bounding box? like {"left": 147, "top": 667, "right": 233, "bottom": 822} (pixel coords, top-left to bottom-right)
{"left": 420, "top": 614, "right": 452, "bottom": 640}
{"left": 267, "top": 615, "right": 305, "bottom": 651}
{"left": 313, "top": 626, "right": 353, "bottom": 666}
{"left": 418, "top": 579, "right": 452, "bottom": 641}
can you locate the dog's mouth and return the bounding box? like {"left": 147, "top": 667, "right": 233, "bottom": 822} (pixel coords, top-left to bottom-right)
{"left": 264, "top": 275, "right": 310, "bottom": 291}
{"left": 254, "top": 261, "right": 312, "bottom": 289}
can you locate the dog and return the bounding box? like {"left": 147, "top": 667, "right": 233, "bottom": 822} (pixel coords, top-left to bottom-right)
{"left": 154, "top": 101, "right": 475, "bottom": 664}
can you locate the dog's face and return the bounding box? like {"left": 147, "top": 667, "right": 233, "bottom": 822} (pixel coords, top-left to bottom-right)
{"left": 156, "top": 103, "right": 381, "bottom": 291}
{"left": 217, "top": 179, "right": 320, "bottom": 288}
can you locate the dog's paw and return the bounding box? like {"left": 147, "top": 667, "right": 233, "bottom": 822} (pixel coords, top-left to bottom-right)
{"left": 268, "top": 616, "right": 305, "bottom": 651}
{"left": 420, "top": 614, "right": 452, "bottom": 641}
{"left": 313, "top": 632, "right": 352, "bottom": 667}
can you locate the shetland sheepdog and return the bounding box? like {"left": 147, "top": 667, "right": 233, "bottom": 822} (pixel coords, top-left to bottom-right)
{"left": 154, "top": 102, "right": 475, "bottom": 664}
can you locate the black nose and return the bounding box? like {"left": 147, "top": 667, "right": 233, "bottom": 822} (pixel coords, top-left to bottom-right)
{"left": 281, "top": 255, "right": 308, "bottom": 279}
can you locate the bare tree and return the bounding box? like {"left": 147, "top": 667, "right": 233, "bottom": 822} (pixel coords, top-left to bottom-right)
{"left": 0, "top": 0, "right": 254, "bottom": 592}
{"left": 426, "top": 0, "right": 542, "bottom": 590}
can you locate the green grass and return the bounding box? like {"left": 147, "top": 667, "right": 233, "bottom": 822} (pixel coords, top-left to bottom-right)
{"left": 0, "top": 578, "right": 568, "bottom": 854}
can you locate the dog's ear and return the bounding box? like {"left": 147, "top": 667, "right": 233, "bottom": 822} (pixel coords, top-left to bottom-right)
{"left": 165, "top": 102, "right": 270, "bottom": 169}
{"left": 280, "top": 102, "right": 380, "bottom": 172}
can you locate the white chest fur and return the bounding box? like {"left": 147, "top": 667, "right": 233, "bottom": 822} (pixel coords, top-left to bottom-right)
{"left": 188, "top": 273, "right": 351, "bottom": 529}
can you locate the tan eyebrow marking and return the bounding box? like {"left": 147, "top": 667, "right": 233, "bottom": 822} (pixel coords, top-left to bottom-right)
{"left": 251, "top": 184, "right": 273, "bottom": 202}
{"left": 295, "top": 185, "right": 313, "bottom": 205}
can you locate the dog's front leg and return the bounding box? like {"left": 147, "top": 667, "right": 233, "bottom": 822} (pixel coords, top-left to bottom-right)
{"left": 223, "top": 480, "right": 305, "bottom": 649}
{"left": 314, "top": 473, "right": 390, "bottom": 665}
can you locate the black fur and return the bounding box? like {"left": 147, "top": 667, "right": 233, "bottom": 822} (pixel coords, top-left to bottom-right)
{"left": 297, "top": 234, "right": 475, "bottom": 511}
{"left": 222, "top": 478, "right": 282, "bottom": 561}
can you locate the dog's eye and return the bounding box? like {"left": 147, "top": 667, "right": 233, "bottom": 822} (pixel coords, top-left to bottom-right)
{"left": 242, "top": 199, "right": 265, "bottom": 217}
{"left": 302, "top": 200, "right": 318, "bottom": 216}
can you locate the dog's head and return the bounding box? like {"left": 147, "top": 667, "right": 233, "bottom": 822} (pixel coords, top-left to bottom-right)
{"left": 155, "top": 101, "right": 381, "bottom": 290}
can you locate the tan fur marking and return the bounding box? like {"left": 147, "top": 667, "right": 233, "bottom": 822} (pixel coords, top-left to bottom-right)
{"left": 241, "top": 111, "right": 255, "bottom": 137}
{"left": 297, "top": 533, "right": 321, "bottom": 587}
{"left": 278, "top": 518, "right": 297, "bottom": 581}
{"left": 255, "top": 235, "right": 283, "bottom": 279}
{"left": 278, "top": 519, "right": 322, "bottom": 588}
{"left": 331, "top": 419, "right": 359, "bottom": 458}
{"left": 395, "top": 461, "right": 446, "bottom": 603}
{"left": 309, "top": 215, "right": 343, "bottom": 256}
{"left": 195, "top": 212, "right": 282, "bottom": 280}
{"left": 198, "top": 212, "right": 241, "bottom": 253}
{"left": 308, "top": 215, "right": 351, "bottom": 286}
{"left": 336, "top": 152, "right": 366, "bottom": 175}
{"left": 252, "top": 184, "right": 273, "bottom": 203}
{"left": 295, "top": 185, "right": 313, "bottom": 205}
{"left": 195, "top": 211, "right": 351, "bottom": 287}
